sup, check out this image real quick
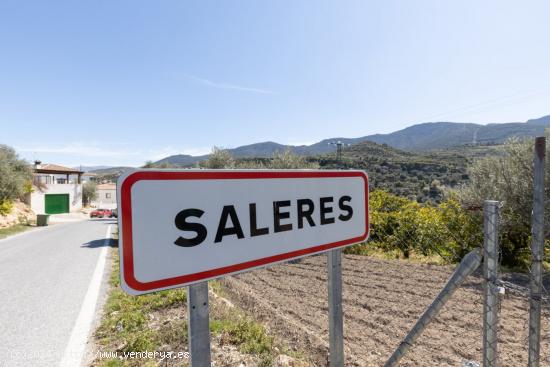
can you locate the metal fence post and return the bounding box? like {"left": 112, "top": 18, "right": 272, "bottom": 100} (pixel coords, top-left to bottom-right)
{"left": 328, "top": 248, "right": 344, "bottom": 367}
{"left": 384, "top": 249, "right": 483, "bottom": 367}
{"left": 188, "top": 282, "right": 211, "bottom": 367}
{"left": 483, "top": 200, "right": 500, "bottom": 367}
{"left": 529, "top": 136, "right": 546, "bottom": 367}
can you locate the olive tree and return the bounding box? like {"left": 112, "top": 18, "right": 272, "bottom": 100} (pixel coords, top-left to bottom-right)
{"left": 200, "top": 147, "right": 235, "bottom": 169}
{"left": 0, "top": 145, "right": 32, "bottom": 215}
{"left": 268, "top": 149, "right": 319, "bottom": 169}
{"left": 458, "top": 135, "right": 550, "bottom": 266}
{"left": 82, "top": 181, "right": 98, "bottom": 206}
{"left": 142, "top": 160, "right": 178, "bottom": 169}
{"left": 200, "top": 147, "right": 319, "bottom": 170}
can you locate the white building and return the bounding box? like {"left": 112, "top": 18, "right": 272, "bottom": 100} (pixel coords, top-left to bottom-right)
{"left": 93, "top": 183, "right": 117, "bottom": 209}
{"left": 27, "top": 163, "right": 83, "bottom": 214}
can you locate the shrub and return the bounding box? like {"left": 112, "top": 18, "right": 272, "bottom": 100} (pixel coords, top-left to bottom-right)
{"left": 83, "top": 181, "right": 98, "bottom": 206}
{"left": 200, "top": 147, "right": 234, "bottom": 169}
{"left": 0, "top": 145, "right": 32, "bottom": 207}
{"left": 0, "top": 200, "right": 14, "bottom": 216}
{"left": 354, "top": 190, "right": 482, "bottom": 262}
{"left": 268, "top": 149, "right": 319, "bottom": 169}
{"left": 458, "top": 135, "right": 550, "bottom": 266}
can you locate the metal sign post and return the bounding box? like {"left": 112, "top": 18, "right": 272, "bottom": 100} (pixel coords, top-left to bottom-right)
{"left": 188, "top": 282, "right": 211, "bottom": 367}
{"left": 328, "top": 248, "right": 344, "bottom": 367}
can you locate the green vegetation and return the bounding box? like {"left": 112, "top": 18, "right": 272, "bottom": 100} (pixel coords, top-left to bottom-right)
{"left": 315, "top": 141, "right": 470, "bottom": 203}
{"left": 198, "top": 146, "right": 318, "bottom": 170}
{"left": 94, "top": 251, "right": 302, "bottom": 366}
{"left": 0, "top": 200, "right": 14, "bottom": 216}
{"left": 343, "top": 136, "right": 550, "bottom": 267}
{"left": 267, "top": 149, "right": 318, "bottom": 169}
{"left": 83, "top": 181, "right": 98, "bottom": 206}
{"left": 346, "top": 190, "right": 482, "bottom": 262}
{"left": 101, "top": 138, "right": 549, "bottom": 267}
{"left": 459, "top": 136, "right": 550, "bottom": 267}
{"left": 0, "top": 223, "right": 33, "bottom": 239}
{"left": 199, "top": 146, "right": 235, "bottom": 169}
{"left": 142, "top": 160, "right": 177, "bottom": 169}
{"left": 88, "top": 167, "right": 133, "bottom": 183}
{"left": 0, "top": 145, "right": 32, "bottom": 215}
{"left": 209, "top": 314, "right": 275, "bottom": 366}
{"left": 94, "top": 256, "right": 188, "bottom": 359}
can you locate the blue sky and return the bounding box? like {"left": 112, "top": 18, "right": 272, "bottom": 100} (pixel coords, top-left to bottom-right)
{"left": 1, "top": 1, "right": 550, "bottom": 167}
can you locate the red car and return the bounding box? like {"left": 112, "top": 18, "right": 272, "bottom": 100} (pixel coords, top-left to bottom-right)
{"left": 90, "top": 208, "right": 113, "bottom": 218}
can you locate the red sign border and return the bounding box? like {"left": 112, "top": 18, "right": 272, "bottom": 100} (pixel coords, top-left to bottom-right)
{"left": 119, "top": 170, "right": 369, "bottom": 292}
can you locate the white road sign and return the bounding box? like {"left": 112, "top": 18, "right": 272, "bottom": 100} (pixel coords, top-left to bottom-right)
{"left": 117, "top": 170, "right": 369, "bottom": 295}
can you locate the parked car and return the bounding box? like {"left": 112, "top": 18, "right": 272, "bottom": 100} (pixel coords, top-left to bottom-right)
{"left": 110, "top": 208, "right": 118, "bottom": 218}
{"left": 90, "top": 208, "right": 112, "bottom": 218}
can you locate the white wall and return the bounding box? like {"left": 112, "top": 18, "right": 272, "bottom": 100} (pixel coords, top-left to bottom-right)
{"left": 92, "top": 189, "right": 117, "bottom": 209}
{"left": 30, "top": 183, "right": 83, "bottom": 214}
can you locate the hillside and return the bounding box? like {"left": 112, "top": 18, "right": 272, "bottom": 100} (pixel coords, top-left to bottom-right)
{"left": 154, "top": 154, "right": 203, "bottom": 166}
{"left": 367, "top": 118, "right": 549, "bottom": 150}
{"left": 88, "top": 166, "right": 133, "bottom": 175}
{"left": 155, "top": 114, "right": 550, "bottom": 165}
{"left": 314, "top": 141, "right": 471, "bottom": 202}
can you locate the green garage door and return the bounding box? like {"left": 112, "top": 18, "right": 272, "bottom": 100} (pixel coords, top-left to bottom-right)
{"left": 45, "top": 194, "right": 70, "bottom": 214}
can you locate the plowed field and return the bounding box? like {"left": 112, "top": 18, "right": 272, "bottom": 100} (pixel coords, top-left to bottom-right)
{"left": 221, "top": 254, "right": 550, "bottom": 366}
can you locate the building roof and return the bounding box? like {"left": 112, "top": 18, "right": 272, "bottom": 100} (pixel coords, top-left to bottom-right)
{"left": 97, "top": 183, "right": 116, "bottom": 190}
{"left": 34, "top": 164, "right": 83, "bottom": 174}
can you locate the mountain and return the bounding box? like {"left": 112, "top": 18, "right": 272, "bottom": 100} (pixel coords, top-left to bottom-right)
{"left": 76, "top": 165, "right": 113, "bottom": 172}
{"left": 154, "top": 155, "right": 204, "bottom": 166}
{"left": 155, "top": 114, "right": 550, "bottom": 165}
{"left": 88, "top": 166, "right": 134, "bottom": 175}
{"left": 526, "top": 115, "right": 550, "bottom": 125}
{"left": 365, "top": 117, "right": 550, "bottom": 150}
{"left": 156, "top": 138, "right": 375, "bottom": 166}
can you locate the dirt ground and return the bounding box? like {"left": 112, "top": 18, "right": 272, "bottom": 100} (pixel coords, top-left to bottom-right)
{"left": 0, "top": 200, "right": 34, "bottom": 228}
{"left": 221, "top": 254, "right": 550, "bottom": 367}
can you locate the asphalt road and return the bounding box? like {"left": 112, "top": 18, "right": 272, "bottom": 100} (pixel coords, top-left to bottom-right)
{"left": 0, "top": 219, "right": 115, "bottom": 367}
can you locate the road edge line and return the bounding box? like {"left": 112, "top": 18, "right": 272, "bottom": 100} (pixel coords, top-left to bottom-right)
{"left": 59, "top": 224, "right": 112, "bottom": 367}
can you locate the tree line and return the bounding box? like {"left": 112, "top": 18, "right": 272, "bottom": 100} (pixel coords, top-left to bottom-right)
{"left": 168, "top": 138, "right": 548, "bottom": 267}
{"left": 2, "top": 136, "right": 548, "bottom": 267}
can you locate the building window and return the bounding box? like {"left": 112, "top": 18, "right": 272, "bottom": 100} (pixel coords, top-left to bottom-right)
{"left": 106, "top": 193, "right": 112, "bottom": 199}
{"left": 33, "top": 175, "right": 52, "bottom": 185}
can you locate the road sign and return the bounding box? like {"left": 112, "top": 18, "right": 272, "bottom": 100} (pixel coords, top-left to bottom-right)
{"left": 117, "top": 170, "right": 369, "bottom": 295}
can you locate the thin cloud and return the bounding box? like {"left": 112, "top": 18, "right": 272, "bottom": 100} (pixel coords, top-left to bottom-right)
{"left": 177, "top": 73, "right": 274, "bottom": 95}
{"left": 17, "top": 143, "right": 140, "bottom": 158}
{"left": 16, "top": 143, "right": 213, "bottom": 167}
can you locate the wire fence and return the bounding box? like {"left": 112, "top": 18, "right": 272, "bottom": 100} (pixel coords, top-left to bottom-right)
{"left": 361, "top": 203, "right": 488, "bottom": 367}
{"left": 525, "top": 272, "right": 550, "bottom": 366}
{"left": 356, "top": 137, "right": 549, "bottom": 367}
{"left": 363, "top": 195, "right": 548, "bottom": 367}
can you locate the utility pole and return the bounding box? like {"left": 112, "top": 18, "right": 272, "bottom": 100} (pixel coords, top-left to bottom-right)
{"left": 328, "top": 141, "right": 349, "bottom": 168}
